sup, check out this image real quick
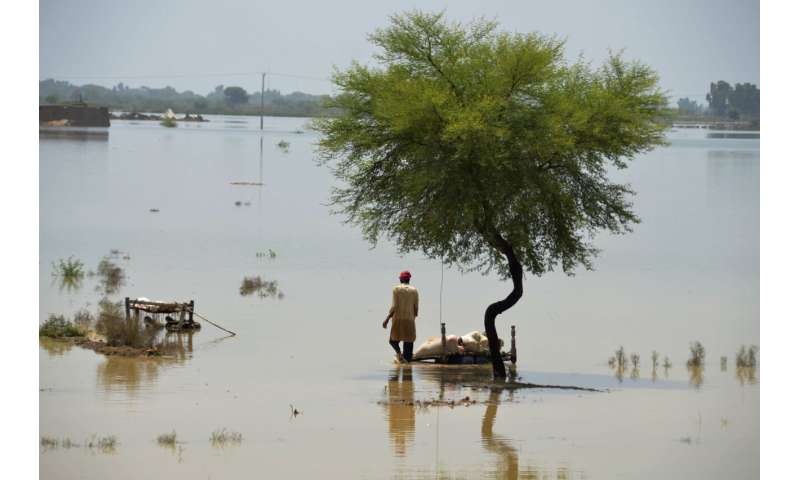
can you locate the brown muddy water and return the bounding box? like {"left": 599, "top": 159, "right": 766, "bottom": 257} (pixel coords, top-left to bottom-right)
{"left": 40, "top": 117, "right": 759, "bottom": 479}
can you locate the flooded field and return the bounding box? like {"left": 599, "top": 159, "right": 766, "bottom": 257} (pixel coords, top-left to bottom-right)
{"left": 40, "top": 117, "right": 759, "bottom": 479}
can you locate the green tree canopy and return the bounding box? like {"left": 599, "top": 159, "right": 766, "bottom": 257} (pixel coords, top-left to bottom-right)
{"left": 223, "top": 86, "right": 250, "bottom": 106}
{"left": 314, "top": 11, "right": 669, "bottom": 377}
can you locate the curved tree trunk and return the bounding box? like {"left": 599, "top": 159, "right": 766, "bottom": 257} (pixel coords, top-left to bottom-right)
{"left": 484, "top": 232, "right": 523, "bottom": 379}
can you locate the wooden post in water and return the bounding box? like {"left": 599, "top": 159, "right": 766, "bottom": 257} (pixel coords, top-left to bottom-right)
{"left": 510, "top": 325, "right": 517, "bottom": 365}
{"left": 440, "top": 322, "right": 447, "bottom": 363}
{"left": 260, "top": 72, "right": 265, "bottom": 131}
{"left": 188, "top": 300, "right": 195, "bottom": 325}
{"left": 124, "top": 297, "right": 130, "bottom": 321}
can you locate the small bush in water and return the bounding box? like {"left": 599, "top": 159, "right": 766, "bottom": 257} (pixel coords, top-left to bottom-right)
{"left": 735, "top": 345, "right": 759, "bottom": 368}
{"left": 157, "top": 431, "right": 177, "bottom": 446}
{"left": 210, "top": 428, "right": 242, "bottom": 447}
{"left": 39, "top": 314, "right": 84, "bottom": 338}
{"left": 95, "top": 298, "right": 157, "bottom": 347}
{"left": 52, "top": 256, "right": 85, "bottom": 280}
{"left": 95, "top": 256, "right": 126, "bottom": 295}
{"left": 687, "top": 341, "right": 705, "bottom": 367}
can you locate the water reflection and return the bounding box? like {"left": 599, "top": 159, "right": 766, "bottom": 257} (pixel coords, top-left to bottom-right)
{"left": 735, "top": 366, "right": 758, "bottom": 385}
{"left": 39, "top": 337, "right": 75, "bottom": 357}
{"left": 688, "top": 365, "right": 705, "bottom": 389}
{"left": 53, "top": 274, "right": 84, "bottom": 294}
{"left": 39, "top": 127, "right": 109, "bottom": 141}
{"left": 383, "top": 366, "right": 415, "bottom": 456}
{"left": 382, "top": 366, "right": 579, "bottom": 479}
{"left": 95, "top": 332, "right": 194, "bottom": 396}
{"left": 482, "top": 390, "right": 519, "bottom": 478}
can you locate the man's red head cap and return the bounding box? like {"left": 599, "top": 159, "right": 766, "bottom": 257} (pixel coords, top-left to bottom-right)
{"left": 399, "top": 271, "right": 412, "bottom": 280}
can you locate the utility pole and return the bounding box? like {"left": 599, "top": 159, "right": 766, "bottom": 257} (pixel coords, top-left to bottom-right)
{"left": 260, "top": 72, "right": 266, "bottom": 130}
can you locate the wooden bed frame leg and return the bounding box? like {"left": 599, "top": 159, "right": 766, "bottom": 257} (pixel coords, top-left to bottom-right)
{"left": 440, "top": 322, "right": 447, "bottom": 364}
{"left": 125, "top": 297, "right": 130, "bottom": 321}
{"left": 511, "top": 325, "right": 517, "bottom": 365}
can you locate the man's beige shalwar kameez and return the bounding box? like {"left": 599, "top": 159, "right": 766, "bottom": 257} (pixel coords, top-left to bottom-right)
{"left": 388, "top": 284, "right": 419, "bottom": 342}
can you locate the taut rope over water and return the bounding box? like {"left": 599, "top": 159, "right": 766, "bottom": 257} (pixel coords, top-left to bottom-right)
{"left": 193, "top": 312, "right": 237, "bottom": 336}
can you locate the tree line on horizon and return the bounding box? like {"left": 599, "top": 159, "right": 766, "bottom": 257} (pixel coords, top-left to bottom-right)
{"left": 677, "top": 81, "right": 759, "bottom": 121}
{"left": 38, "top": 79, "right": 333, "bottom": 117}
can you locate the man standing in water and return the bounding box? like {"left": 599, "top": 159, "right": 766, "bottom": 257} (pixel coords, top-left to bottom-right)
{"left": 382, "top": 271, "right": 419, "bottom": 363}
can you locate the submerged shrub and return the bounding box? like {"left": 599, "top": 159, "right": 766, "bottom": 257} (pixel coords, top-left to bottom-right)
{"left": 687, "top": 341, "right": 705, "bottom": 367}
{"left": 87, "top": 435, "right": 117, "bottom": 452}
{"left": 95, "top": 298, "right": 156, "bottom": 348}
{"left": 210, "top": 428, "right": 242, "bottom": 447}
{"left": 614, "top": 346, "right": 627, "bottom": 370}
{"left": 631, "top": 352, "right": 640, "bottom": 369}
{"left": 52, "top": 256, "right": 85, "bottom": 280}
{"left": 39, "top": 314, "right": 84, "bottom": 338}
{"left": 95, "top": 256, "right": 126, "bottom": 295}
{"left": 735, "top": 345, "right": 759, "bottom": 368}
{"left": 157, "top": 431, "right": 177, "bottom": 446}
{"left": 240, "top": 276, "right": 284, "bottom": 299}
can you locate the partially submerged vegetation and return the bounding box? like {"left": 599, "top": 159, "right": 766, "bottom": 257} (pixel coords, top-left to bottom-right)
{"left": 276, "top": 140, "right": 290, "bottom": 152}
{"left": 39, "top": 314, "right": 86, "bottom": 338}
{"left": 41, "top": 434, "right": 116, "bottom": 453}
{"left": 94, "top": 256, "right": 126, "bottom": 295}
{"left": 210, "top": 428, "right": 242, "bottom": 447}
{"left": 687, "top": 341, "right": 706, "bottom": 367}
{"left": 52, "top": 256, "right": 85, "bottom": 280}
{"left": 240, "top": 276, "right": 284, "bottom": 299}
{"left": 40, "top": 298, "right": 170, "bottom": 357}
{"left": 96, "top": 298, "right": 158, "bottom": 349}
{"left": 160, "top": 117, "right": 177, "bottom": 128}
{"left": 736, "top": 345, "right": 759, "bottom": 368}
{"left": 52, "top": 256, "right": 85, "bottom": 291}
{"left": 157, "top": 431, "right": 178, "bottom": 447}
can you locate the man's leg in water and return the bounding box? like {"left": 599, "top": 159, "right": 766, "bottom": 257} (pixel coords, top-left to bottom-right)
{"left": 402, "top": 342, "right": 414, "bottom": 362}
{"left": 389, "top": 340, "right": 402, "bottom": 358}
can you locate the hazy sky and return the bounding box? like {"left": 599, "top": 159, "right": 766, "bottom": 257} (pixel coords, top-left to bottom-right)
{"left": 40, "top": 0, "right": 759, "bottom": 103}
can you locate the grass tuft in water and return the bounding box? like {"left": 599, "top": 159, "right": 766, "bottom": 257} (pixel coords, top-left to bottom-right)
{"left": 651, "top": 351, "right": 659, "bottom": 369}
{"left": 87, "top": 434, "right": 117, "bottom": 452}
{"left": 277, "top": 140, "right": 290, "bottom": 152}
{"left": 614, "top": 346, "right": 627, "bottom": 370}
{"left": 687, "top": 341, "right": 705, "bottom": 367}
{"left": 735, "top": 345, "right": 758, "bottom": 368}
{"left": 240, "top": 275, "right": 284, "bottom": 299}
{"left": 160, "top": 117, "right": 177, "bottom": 128}
{"left": 52, "top": 256, "right": 85, "bottom": 280}
{"left": 210, "top": 428, "right": 242, "bottom": 447}
{"left": 40, "top": 436, "right": 59, "bottom": 449}
{"left": 157, "top": 431, "right": 177, "bottom": 447}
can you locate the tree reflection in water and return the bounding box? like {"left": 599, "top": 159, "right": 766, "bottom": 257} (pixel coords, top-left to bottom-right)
{"left": 383, "top": 365, "right": 579, "bottom": 479}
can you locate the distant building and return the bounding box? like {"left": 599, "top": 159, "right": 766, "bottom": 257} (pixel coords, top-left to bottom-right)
{"left": 39, "top": 104, "right": 110, "bottom": 127}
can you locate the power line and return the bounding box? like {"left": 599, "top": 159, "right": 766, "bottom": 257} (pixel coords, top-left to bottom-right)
{"left": 41, "top": 70, "right": 330, "bottom": 82}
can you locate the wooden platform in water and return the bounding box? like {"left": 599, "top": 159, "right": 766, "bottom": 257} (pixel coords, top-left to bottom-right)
{"left": 125, "top": 297, "right": 200, "bottom": 331}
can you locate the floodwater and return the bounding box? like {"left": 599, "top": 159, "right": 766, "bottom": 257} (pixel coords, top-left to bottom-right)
{"left": 40, "top": 117, "right": 759, "bottom": 479}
